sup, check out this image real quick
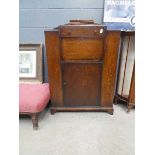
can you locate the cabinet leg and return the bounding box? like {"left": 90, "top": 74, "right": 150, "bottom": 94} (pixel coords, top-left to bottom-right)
{"left": 107, "top": 109, "right": 114, "bottom": 115}
{"left": 113, "top": 97, "right": 118, "bottom": 105}
{"left": 127, "top": 105, "right": 134, "bottom": 113}
{"left": 127, "top": 108, "right": 130, "bottom": 113}
{"left": 51, "top": 109, "right": 56, "bottom": 115}
{"left": 31, "top": 113, "right": 38, "bottom": 130}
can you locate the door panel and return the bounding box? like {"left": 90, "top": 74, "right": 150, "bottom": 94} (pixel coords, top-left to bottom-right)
{"left": 62, "top": 63, "right": 102, "bottom": 106}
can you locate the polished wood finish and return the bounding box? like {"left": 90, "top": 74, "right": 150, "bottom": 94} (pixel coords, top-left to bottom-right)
{"left": 45, "top": 31, "right": 63, "bottom": 107}
{"left": 127, "top": 63, "right": 135, "bottom": 112}
{"left": 62, "top": 63, "right": 102, "bottom": 106}
{"left": 45, "top": 22, "right": 121, "bottom": 114}
{"left": 51, "top": 107, "right": 113, "bottom": 115}
{"left": 59, "top": 25, "right": 106, "bottom": 38}
{"left": 101, "top": 31, "right": 121, "bottom": 107}
{"left": 62, "top": 38, "right": 104, "bottom": 60}
{"left": 69, "top": 19, "right": 95, "bottom": 24}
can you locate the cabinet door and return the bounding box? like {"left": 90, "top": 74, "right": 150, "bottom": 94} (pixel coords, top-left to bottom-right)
{"left": 62, "top": 63, "right": 102, "bottom": 106}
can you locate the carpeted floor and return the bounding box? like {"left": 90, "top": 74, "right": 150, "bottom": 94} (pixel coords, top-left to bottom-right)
{"left": 19, "top": 104, "right": 135, "bottom": 155}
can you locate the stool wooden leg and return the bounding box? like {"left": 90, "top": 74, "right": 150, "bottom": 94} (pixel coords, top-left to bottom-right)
{"left": 31, "top": 113, "right": 38, "bottom": 130}
{"left": 51, "top": 108, "right": 56, "bottom": 115}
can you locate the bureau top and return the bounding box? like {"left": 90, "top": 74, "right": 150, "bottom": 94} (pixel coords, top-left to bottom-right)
{"left": 45, "top": 20, "right": 107, "bottom": 38}
{"left": 44, "top": 20, "right": 121, "bottom": 38}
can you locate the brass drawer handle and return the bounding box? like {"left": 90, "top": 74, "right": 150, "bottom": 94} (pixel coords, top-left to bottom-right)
{"left": 100, "top": 29, "right": 103, "bottom": 34}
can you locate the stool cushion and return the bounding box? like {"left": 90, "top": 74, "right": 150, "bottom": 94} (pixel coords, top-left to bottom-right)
{"left": 19, "top": 83, "right": 50, "bottom": 113}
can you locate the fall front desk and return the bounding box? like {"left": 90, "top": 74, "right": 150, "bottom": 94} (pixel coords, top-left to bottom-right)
{"left": 45, "top": 21, "right": 121, "bottom": 115}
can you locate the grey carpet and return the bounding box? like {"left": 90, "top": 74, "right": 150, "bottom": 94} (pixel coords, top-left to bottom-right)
{"left": 19, "top": 104, "right": 135, "bottom": 155}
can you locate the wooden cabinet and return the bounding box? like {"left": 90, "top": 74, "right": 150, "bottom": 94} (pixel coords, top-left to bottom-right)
{"left": 45, "top": 22, "right": 121, "bottom": 115}
{"left": 114, "top": 32, "right": 135, "bottom": 113}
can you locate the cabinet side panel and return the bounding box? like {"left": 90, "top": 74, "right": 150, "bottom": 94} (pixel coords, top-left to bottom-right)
{"left": 101, "top": 31, "right": 121, "bottom": 107}
{"left": 45, "top": 31, "right": 63, "bottom": 106}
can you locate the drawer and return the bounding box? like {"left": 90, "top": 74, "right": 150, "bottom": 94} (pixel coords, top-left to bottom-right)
{"left": 62, "top": 38, "right": 104, "bottom": 60}
{"left": 59, "top": 25, "right": 106, "bottom": 38}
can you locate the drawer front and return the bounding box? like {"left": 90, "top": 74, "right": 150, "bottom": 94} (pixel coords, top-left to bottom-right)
{"left": 62, "top": 38, "right": 104, "bottom": 60}
{"left": 59, "top": 25, "right": 106, "bottom": 38}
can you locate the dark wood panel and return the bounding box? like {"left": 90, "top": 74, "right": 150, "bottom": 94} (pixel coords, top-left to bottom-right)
{"left": 61, "top": 60, "right": 103, "bottom": 64}
{"left": 51, "top": 107, "right": 113, "bottom": 115}
{"left": 101, "top": 31, "right": 121, "bottom": 107}
{"left": 128, "top": 63, "right": 135, "bottom": 104}
{"left": 62, "top": 63, "right": 102, "bottom": 106}
{"left": 62, "top": 38, "right": 104, "bottom": 60}
{"left": 45, "top": 31, "right": 63, "bottom": 106}
{"left": 59, "top": 25, "right": 106, "bottom": 38}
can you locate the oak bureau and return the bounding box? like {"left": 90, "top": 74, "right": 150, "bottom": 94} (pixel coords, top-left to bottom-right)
{"left": 45, "top": 20, "right": 121, "bottom": 115}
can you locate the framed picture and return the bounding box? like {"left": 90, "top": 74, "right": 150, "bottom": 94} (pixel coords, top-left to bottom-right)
{"left": 19, "top": 44, "right": 43, "bottom": 83}
{"left": 103, "top": 0, "right": 135, "bottom": 31}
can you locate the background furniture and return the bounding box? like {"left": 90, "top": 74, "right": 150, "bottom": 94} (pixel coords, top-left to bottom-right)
{"left": 19, "top": 83, "right": 50, "bottom": 129}
{"left": 45, "top": 20, "right": 121, "bottom": 115}
{"left": 114, "top": 32, "right": 135, "bottom": 112}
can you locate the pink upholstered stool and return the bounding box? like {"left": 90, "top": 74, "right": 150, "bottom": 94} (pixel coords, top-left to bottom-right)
{"left": 19, "top": 83, "right": 50, "bottom": 129}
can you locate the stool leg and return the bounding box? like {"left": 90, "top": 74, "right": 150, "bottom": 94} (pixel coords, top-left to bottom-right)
{"left": 51, "top": 108, "right": 56, "bottom": 115}
{"left": 31, "top": 113, "right": 38, "bottom": 130}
